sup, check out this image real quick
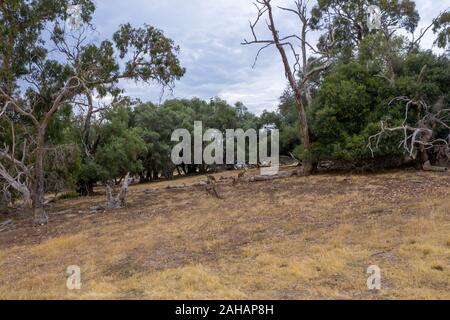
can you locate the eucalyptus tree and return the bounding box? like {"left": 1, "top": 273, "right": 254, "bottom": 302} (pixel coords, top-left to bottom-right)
{"left": 0, "top": 0, "right": 184, "bottom": 223}
{"left": 310, "top": 0, "right": 419, "bottom": 51}
{"left": 431, "top": 10, "right": 450, "bottom": 52}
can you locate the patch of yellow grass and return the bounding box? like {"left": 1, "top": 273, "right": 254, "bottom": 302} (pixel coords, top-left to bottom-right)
{"left": 118, "top": 264, "right": 247, "bottom": 300}
{"left": 80, "top": 279, "right": 119, "bottom": 300}
{"left": 31, "top": 234, "right": 89, "bottom": 260}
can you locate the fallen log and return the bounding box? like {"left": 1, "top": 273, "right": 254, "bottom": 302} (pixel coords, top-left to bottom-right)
{"left": 165, "top": 184, "right": 187, "bottom": 190}
{"left": 243, "top": 168, "right": 303, "bottom": 182}
{"left": 422, "top": 161, "right": 448, "bottom": 172}
{"left": 0, "top": 219, "right": 14, "bottom": 232}
{"left": 165, "top": 182, "right": 206, "bottom": 190}
{"left": 44, "top": 193, "right": 66, "bottom": 205}
{"left": 0, "top": 219, "right": 13, "bottom": 226}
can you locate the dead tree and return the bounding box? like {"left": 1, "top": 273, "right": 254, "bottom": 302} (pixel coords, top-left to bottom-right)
{"left": 277, "top": 1, "right": 336, "bottom": 108}
{"left": 0, "top": 118, "right": 33, "bottom": 210}
{"left": 106, "top": 173, "right": 131, "bottom": 209}
{"left": 242, "top": 0, "right": 335, "bottom": 175}
{"left": 90, "top": 173, "right": 132, "bottom": 213}
{"left": 369, "top": 96, "right": 450, "bottom": 171}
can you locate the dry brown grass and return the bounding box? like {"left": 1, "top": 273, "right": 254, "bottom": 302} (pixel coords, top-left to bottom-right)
{"left": 0, "top": 169, "right": 449, "bottom": 299}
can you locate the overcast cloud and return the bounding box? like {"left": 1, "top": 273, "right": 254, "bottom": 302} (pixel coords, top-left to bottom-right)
{"left": 90, "top": 0, "right": 449, "bottom": 114}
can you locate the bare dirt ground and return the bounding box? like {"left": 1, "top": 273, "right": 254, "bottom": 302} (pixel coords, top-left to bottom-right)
{"left": 0, "top": 169, "right": 449, "bottom": 299}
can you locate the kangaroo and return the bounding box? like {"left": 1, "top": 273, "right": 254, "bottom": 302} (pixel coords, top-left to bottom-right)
{"left": 205, "top": 175, "right": 223, "bottom": 199}
{"left": 237, "top": 167, "right": 248, "bottom": 179}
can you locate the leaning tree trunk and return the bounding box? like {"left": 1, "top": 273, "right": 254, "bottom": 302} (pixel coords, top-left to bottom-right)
{"left": 0, "top": 167, "right": 32, "bottom": 209}
{"left": 423, "top": 160, "right": 448, "bottom": 172}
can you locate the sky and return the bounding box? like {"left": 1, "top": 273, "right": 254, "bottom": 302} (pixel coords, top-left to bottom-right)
{"left": 89, "top": 0, "right": 449, "bottom": 114}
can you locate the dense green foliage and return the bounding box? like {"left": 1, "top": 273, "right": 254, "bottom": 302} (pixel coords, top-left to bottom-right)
{"left": 77, "top": 97, "right": 263, "bottom": 188}
{"left": 276, "top": 51, "right": 450, "bottom": 167}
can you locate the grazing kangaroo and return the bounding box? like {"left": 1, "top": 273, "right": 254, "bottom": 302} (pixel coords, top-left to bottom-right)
{"left": 205, "top": 175, "right": 223, "bottom": 199}
{"left": 237, "top": 167, "right": 248, "bottom": 179}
